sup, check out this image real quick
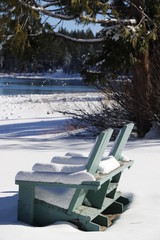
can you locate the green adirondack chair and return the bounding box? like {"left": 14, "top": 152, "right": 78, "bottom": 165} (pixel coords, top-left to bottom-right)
{"left": 15, "top": 123, "right": 134, "bottom": 231}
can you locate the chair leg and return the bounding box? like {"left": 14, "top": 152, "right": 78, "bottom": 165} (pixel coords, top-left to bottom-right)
{"left": 18, "top": 183, "right": 35, "bottom": 225}
{"left": 86, "top": 180, "right": 110, "bottom": 209}
{"left": 103, "top": 201, "right": 123, "bottom": 215}
{"left": 82, "top": 221, "right": 101, "bottom": 231}
{"left": 92, "top": 214, "right": 110, "bottom": 228}
{"left": 117, "top": 196, "right": 130, "bottom": 206}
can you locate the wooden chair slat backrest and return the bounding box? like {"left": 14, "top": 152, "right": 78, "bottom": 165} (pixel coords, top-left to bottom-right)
{"left": 86, "top": 128, "right": 113, "bottom": 175}
{"left": 109, "top": 123, "right": 134, "bottom": 160}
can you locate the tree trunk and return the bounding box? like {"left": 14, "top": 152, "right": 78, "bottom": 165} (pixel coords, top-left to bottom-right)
{"left": 149, "top": 37, "right": 160, "bottom": 124}
{"left": 133, "top": 49, "right": 152, "bottom": 137}
{"left": 131, "top": 0, "right": 152, "bottom": 137}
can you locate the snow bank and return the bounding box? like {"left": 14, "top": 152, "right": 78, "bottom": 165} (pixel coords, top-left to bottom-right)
{"left": 0, "top": 93, "right": 101, "bottom": 121}
{"left": 144, "top": 122, "right": 160, "bottom": 139}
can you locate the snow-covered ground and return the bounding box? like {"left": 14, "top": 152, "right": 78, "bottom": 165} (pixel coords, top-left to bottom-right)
{"left": 0, "top": 93, "right": 160, "bottom": 240}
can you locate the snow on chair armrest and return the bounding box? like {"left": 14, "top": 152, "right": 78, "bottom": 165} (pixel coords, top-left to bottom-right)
{"left": 15, "top": 170, "right": 96, "bottom": 185}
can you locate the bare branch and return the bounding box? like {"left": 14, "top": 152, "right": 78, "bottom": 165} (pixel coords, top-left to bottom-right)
{"left": 125, "top": 0, "right": 155, "bottom": 25}
{"left": 2, "top": 31, "right": 106, "bottom": 44}
{"left": 18, "top": 0, "right": 78, "bottom": 21}
{"left": 42, "top": 3, "right": 58, "bottom": 8}
{"left": 53, "top": 31, "right": 106, "bottom": 44}
{"left": 81, "top": 16, "right": 136, "bottom": 25}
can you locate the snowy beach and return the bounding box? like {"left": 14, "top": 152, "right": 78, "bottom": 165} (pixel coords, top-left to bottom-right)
{"left": 0, "top": 92, "right": 160, "bottom": 240}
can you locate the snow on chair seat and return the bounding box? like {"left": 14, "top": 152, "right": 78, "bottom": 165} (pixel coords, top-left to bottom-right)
{"left": 51, "top": 155, "right": 88, "bottom": 165}
{"left": 32, "top": 162, "right": 86, "bottom": 173}
{"left": 32, "top": 155, "right": 120, "bottom": 174}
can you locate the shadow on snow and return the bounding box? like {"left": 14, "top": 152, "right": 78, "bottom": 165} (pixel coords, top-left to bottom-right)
{"left": 0, "top": 118, "right": 69, "bottom": 138}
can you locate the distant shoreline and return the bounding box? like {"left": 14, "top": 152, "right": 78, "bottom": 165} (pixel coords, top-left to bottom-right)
{"left": 0, "top": 69, "right": 82, "bottom": 80}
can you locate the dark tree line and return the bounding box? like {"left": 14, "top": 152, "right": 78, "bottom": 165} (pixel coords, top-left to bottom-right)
{"left": 0, "top": 28, "right": 94, "bottom": 73}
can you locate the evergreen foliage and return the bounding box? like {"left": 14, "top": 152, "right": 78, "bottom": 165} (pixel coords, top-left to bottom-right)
{"left": 82, "top": 0, "right": 160, "bottom": 80}
{"left": 0, "top": 28, "right": 94, "bottom": 73}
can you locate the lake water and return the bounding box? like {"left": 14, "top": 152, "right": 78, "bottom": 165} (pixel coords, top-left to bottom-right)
{"left": 0, "top": 76, "right": 96, "bottom": 95}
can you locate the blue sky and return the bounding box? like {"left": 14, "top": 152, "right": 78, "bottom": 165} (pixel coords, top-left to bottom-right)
{"left": 47, "top": 18, "right": 102, "bottom": 35}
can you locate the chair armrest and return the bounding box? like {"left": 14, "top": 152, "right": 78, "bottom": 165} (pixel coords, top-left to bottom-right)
{"left": 95, "top": 160, "right": 134, "bottom": 185}
{"left": 15, "top": 179, "right": 100, "bottom": 191}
